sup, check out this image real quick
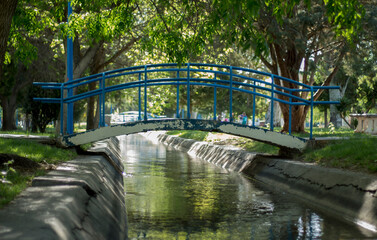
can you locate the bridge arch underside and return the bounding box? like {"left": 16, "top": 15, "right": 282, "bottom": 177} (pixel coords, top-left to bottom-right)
{"left": 63, "top": 119, "right": 307, "bottom": 151}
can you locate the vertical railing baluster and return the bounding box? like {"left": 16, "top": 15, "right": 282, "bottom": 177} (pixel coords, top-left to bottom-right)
{"left": 67, "top": 1, "right": 74, "bottom": 135}
{"left": 229, "top": 66, "right": 233, "bottom": 122}
{"left": 214, "top": 72, "right": 217, "bottom": 121}
{"left": 310, "top": 86, "right": 314, "bottom": 140}
{"left": 252, "top": 79, "right": 256, "bottom": 127}
{"left": 187, "top": 63, "right": 190, "bottom": 119}
{"left": 176, "top": 70, "right": 180, "bottom": 118}
{"left": 60, "top": 83, "right": 64, "bottom": 135}
{"left": 289, "top": 90, "right": 292, "bottom": 135}
{"left": 66, "top": 86, "right": 73, "bottom": 134}
{"left": 101, "top": 72, "right": 106, "bottom": 127}
{"left": 98, "top": 78, "right": 102, "bottom": 128}
{"left": 144, "top": 65, "right": 148, "bottom": 121}
{"left": 138, "top": 72, "right": 141, "bottom": 121}
{"left": 270, "top": 75, "right": 274, "bottom": 131}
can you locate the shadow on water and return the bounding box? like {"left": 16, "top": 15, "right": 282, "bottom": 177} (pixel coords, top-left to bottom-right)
{"left": 120, "top": 134, "right": 375, "bottom": 240}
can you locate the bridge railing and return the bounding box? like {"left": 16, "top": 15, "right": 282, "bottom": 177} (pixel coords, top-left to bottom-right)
{"left": 34, "top": 63, "right": 339, "bottom": 139}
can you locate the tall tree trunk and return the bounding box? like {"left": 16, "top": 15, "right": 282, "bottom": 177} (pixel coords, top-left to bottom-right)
{"left": 0, "top": 0, "right": 18, "bottom": 84}
{"left": 329, "top": 81, "right": 342, "bottom": 128}
{"left": 1, "top": 95, "right": 17, "bottom": 131}
{"left": 86, "top": 84, "right": 98, "bottom": 130}
{"left": 324, "top": 108, "right": 328, "bottom": 128}
{"left": 280, "top": 104, "right": 306, "bottom": 133}
{"left": 86, "top": 45, "right": 105, "bottom": 130}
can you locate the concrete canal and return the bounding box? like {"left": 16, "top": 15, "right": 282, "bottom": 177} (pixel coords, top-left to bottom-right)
{"left": 120, "top": 134, "right": 375, "bottom": 239}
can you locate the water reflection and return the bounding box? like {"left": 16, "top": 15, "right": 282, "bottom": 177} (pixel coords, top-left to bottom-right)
{"left": 120, "top": 134, "right": 373, "bottom": 239}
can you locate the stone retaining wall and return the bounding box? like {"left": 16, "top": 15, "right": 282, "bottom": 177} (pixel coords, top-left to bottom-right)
{"left": 0, "top": 137, "right": 127, "bottom": 240}
{"left": 146, "top": 132, "right": 377, "bottom": 233}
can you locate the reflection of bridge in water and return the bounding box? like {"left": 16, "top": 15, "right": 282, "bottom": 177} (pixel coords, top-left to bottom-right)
{"left": 34, "top": 63, "right": 339, "bottom": 151}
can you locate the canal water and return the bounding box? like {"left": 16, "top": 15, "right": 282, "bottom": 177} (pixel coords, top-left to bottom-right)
{"left": 121, "top": 134, "right": 375, "bottom": 239}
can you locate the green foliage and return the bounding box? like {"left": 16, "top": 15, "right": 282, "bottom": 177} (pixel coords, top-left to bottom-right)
{"left": 0, "top": 128, "right": 55, "bottom": 137}
{"left": 0, "top": 138, "right": 76, "bottom": 164}
{"left": 294, "top": 127, "right": 362, "bottom": 138}
{"left": 324, "top": 0, "right": 364, "bottom": 41}
{"left": 0, "top": 137, "right": 76, "bottom": 208}
{"left": 236, "top": 139, "right": 279, "bottom": 154}
{"left": 167, "top": 130, "right": 208, "bottom": 141}
{"left": 23, "top": 87, "right": 60, "bottom": 133}
{"left": 0, "top": 167, "right": 46, "bottom": 208}
{"left": 1, "top": 160, "right": 16, "bottom": 184}
{"left": 167, "top": 130, "right": 278, "bottom": 154}
{"left": 303, "top": 137, "right": 377, "bottom": 173}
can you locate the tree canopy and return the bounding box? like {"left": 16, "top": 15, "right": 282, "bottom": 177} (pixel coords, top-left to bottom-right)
{"left": 1, "top": 0, "right": 374, "bottom": 133}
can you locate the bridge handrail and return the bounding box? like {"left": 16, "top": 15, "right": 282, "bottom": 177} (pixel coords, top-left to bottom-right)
{"left": 34, "top": 63, "right": 340, "bottom": 139}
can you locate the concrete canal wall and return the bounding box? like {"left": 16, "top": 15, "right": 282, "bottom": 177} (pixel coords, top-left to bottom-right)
{"left": 0, "top": 137, "right": 127, "bottom": 240}
{"left": 145, "top": 132, "right": 377, "bottom": 233}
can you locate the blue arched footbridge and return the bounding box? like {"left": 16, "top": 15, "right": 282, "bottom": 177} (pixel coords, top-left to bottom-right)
{"left": 34, "top": 63, "right": 339, "bottom": 151}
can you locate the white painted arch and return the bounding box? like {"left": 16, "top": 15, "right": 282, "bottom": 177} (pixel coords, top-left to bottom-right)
{"left": 63, "top": 119, "right": 308, "bottom": 151}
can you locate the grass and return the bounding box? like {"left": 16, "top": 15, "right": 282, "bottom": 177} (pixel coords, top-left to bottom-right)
{"left": 166, "top": 130, "right": 279, "bottom": 154}
{"left": 0, "top": 126, "right": 56, "bottom": 137}
{"left": 166, "top": 129, "right": 377, "bottom": 174}
{"left": 0, "top": 169, "right": 46, "bottom": 208}
{"left": 0, "top": 138, "right": 77, "bottom": 208}
{"left": 166, "top": 130, "right": 209, "bottom": 141}
{"left": 0, "top": 138, "right": 76, "bottom": 164}
{"left": 234, "top": 139, "right": 279, "bottom": 154}
{"left": 294, "top": 127, "right": 364, "bottom": 138}
{"left": 302, "top": 136, "right": 377, "bottom": 173}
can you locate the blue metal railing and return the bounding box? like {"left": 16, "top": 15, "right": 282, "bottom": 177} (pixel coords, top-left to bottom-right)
{"left": 33, "top": 63, "right": 340, "bottom": 139}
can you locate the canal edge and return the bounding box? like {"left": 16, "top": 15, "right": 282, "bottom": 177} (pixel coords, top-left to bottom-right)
{"left": 143, "top": 131, "right": 377, "bottom": 234}
{"left": 0, "top": 137, "right": 127, "bottom": 240}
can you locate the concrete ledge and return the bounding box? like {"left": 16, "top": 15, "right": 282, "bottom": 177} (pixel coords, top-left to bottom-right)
{"left": 150, "top": 132, "right": 377, "bottom": 233}
{"left": 246, "top": 158, "right": 377, "bottom": 232}
{"left": 0, "top": 137, "right": 127, "bottom": 240}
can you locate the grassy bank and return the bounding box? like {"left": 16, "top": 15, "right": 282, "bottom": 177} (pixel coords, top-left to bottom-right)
{"left": 302, "top": 137, "right": 377, "bottom": 173}
{"left": 166, "top": 130, "right": 279, "bottom": 154}
{"left": 166, "top": 129, "right": 377, "bottom": 174}
{"left": 0, "top": 137, "right": 77, "bottom": 208}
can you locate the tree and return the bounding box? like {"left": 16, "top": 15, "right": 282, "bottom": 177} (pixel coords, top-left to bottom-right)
{"left": 23, "top": 86, "right": 60, "bottom": 133}
{"left": 0, "top": 0, "right": 18, "bottom": 86}
{"left": 208, "top": 0, "right": 364, "bottom": 133}
{"left": 134, "top": 0, "right": 365, "bottom": 133}
{"left": 0, "top": 0, "right": 51, "bottom": 130}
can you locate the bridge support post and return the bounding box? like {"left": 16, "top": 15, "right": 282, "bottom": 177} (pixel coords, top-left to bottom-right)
{"left": 289, "top": 90, "right": 292, "bottom": 135}
{"left": 252, "top": 80, "right": 256, "bottom": 127}
{"left": 60, "top": 85, "right": 64, "bottom": 135}
{"left": 144, "top": 65, "right": 147, "bottom": 121}
{"left": 66, "top": 1, "right": 74, "bottom": 134}
{"left": 138, "top": 72, "right": 142, "bottom": 121}
{"left": 270, "top": 75, "right": 274, "bottom": 131}
{"left": 214, "top": 73, "right": 217, "bottom": 121}
{"left": 310, "top": 87, "right": 314, "bottom": 140}
{"left": 99, "top": 72, "right": 106, "bottom": 127}
{"left": 187, "top": 63, "right": 190, "bottom": 119}
{"left": 229, "top": 66, "right": 233, "bottom": 122}
{"left": 176, "top": 71, "right": 180, "bottom": 118}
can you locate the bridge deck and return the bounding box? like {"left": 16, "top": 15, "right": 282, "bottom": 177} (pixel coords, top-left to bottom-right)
{"left": 63, "top": 119, "right": 307, "bottom": 151}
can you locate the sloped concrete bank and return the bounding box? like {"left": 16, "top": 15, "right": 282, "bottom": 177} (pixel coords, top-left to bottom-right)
{"left": 0, "top": 137, "right": 127, "bottom": 240}
{"left": 144, "top": 132, "right": 377, "bottom": 233}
